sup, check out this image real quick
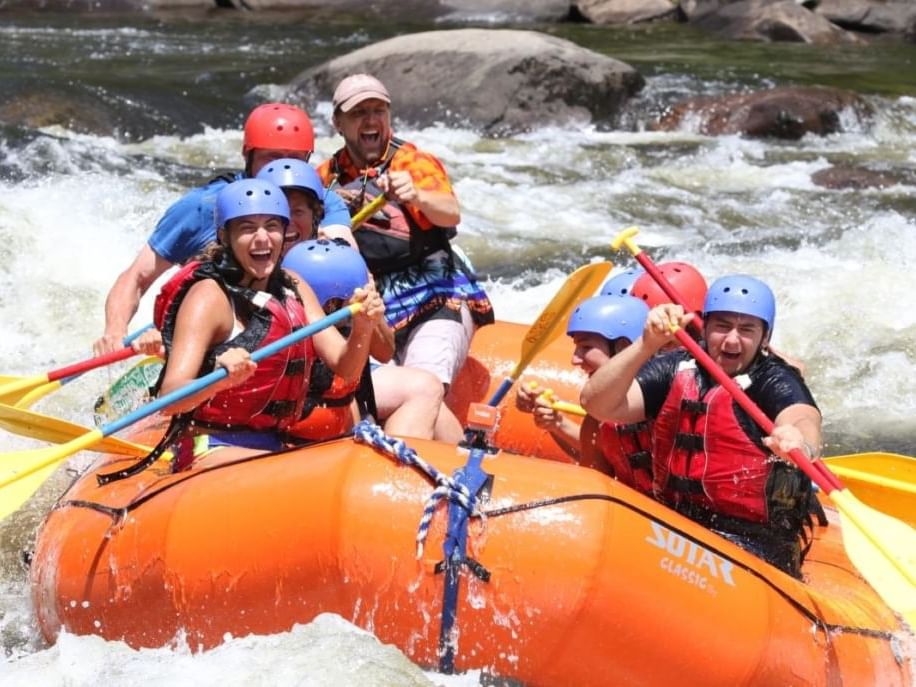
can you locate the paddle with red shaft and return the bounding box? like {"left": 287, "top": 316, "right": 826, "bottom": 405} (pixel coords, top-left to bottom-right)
{"left": 671, "top": 323, "right": 916, "bottom": 627}
{"left": 487, "top": 261, "right": 613, "bottom": 406}
{"left": 0, "top": 304, "right": 360, "bottom": 522}
{"left": 611, "top": 226, "right": 704, "bottom": 336}
{"left": 0, "top": 323, "right": 154, "bottom": 407}
{"left": 823, "top": 453, "right": 916, "bottom": 528}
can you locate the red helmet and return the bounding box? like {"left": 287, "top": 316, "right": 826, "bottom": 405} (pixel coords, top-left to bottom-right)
{"left": 242, "top": 103, "right": 315, "bottom": 155}
{"left": 631, "top": 262, "right": 708, "bottom": 314}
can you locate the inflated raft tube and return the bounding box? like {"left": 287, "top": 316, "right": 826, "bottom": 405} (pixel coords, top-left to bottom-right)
{"left": 31, "top": 419, "right": 912, "bottom": 686}
{"left": 449, "top": 320, "right": 585, "bottom": 463}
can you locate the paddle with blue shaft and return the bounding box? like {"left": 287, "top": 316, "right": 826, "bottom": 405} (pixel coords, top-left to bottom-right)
{"left": 0, "top": 304, "right": 360, "bottom": 521}
{"left": 486, "top": 261, "right": 612, "bottom": 407}
{"left": 0, "top": 403, "right": 153, "bottom": 457}
{"left": 670, "top": 323, "right": 916, "bottom": 627}
{"left": 0, "top": 323, "right": 154, "bottom": 408}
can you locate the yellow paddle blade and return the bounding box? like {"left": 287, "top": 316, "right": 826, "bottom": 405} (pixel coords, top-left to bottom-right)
{"left": 512, "top": 261, "right": 613, "bottom": 379}
{"left": 824, "top": 454, "right": 916, "bottom": 528}
{"left": 0, "top": 402, "right": 151, "bottom": 457}
{"left": 831, "top": 489, "right": 916, "bottom": 628}
{"left": 13, "top": 380, "right": 62, "bottom": 409}
{"left": 0, "top": 429, "right": 105, "bottom": 520}
{"left": 0, "top": 451, "right": 61, "bottom": 520}
{"left": 0, "top": 373, "right": 49, "bottom": 405}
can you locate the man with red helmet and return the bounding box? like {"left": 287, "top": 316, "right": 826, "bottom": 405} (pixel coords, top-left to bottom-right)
{"left": 93, "top": 103, "right": 353, "bottom": 355}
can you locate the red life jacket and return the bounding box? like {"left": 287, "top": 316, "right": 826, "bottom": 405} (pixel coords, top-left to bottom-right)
{"left": 284, "top": 358, "right": 360, "bottom": 441}
{"left": 651, "top": 361, "right": 772, "bottom": 523}
{"left": 153, "top": 260, "right": 314, "bottom": 432}
{"left": 329, "top": 137, "right": 455, "bottom": 275}
{"left": 597, "top": 420, "right": 654, "bottom": 495}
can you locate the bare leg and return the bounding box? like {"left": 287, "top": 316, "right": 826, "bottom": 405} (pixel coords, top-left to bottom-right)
{"left": 372, "top": 365, "right": 443, "bottom": 440}
{"left": 433, "top": 389, "right": 464, "bottom": 444}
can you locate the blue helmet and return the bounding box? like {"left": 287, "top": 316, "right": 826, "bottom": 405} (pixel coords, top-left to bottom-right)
{"left": 255, "top": 158, "right": 325, "bottom": 203}
{"left": 567, "top": 295, "right": 649, "bottom": 344}
{"left": 703, "top": 275, "right": 776, "bottom": 334}
{"left": 216, "top": 178, "right": 289, "bottom": 227}
{"left": 600, "top": 268, "right": 645, "bottom": 297}
{"left": 282, "top": 239, "right": 369, "bottom": 308}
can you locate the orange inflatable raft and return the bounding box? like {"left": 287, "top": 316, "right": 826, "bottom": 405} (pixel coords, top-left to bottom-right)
{"left": 30, "top": 421, "right": 912, "bottom": 686}
{"left": 30, "top": 321, "right": 913, "bottom": 686}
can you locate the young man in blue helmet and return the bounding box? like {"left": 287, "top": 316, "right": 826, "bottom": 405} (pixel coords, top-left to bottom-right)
{"left": 581, "top": 275, "right": 822, "bottom": 577}
{"left": 517, "top": 295, "right": 655, "bottom": 494}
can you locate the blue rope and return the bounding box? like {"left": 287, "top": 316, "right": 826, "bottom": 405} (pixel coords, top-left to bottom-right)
{"left": 353, "top": 419, "right": 483, "bottom": 558}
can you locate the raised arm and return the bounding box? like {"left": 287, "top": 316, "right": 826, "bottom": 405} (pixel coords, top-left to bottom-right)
{"left": 290, "top": 272, "right": 385, "bottom": 382}
{"left": 94, "top": 244, "right": 172, "bottom": 355}
{"left": 582, "top": 304, "right": 694, "bottom": 424}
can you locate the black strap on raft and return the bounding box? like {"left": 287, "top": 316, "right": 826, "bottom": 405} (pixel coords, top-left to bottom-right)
{"left": 436, "top": 445, "right": 492, "bottom": 674}
{"left": 96, "top": 414, "right": 189, "bottom": 486}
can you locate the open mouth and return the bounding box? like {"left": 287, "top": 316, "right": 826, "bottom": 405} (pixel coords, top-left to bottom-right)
{"left": 249, "top": 249, "right": 273, "bottom": 266}
{"left": 360, "top": 130, "right": 381, "bottom": 147}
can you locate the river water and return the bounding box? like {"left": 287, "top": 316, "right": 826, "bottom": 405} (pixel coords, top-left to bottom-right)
{"left": 0, "top": 10, "right": 914, "bottom": 685}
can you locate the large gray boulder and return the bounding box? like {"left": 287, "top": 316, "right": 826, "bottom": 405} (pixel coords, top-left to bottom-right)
{"left": 815, "top": 0, "right": 916, "bottom": 38}
{"left": 573, "top": 0, "right": 678, "bottom": 24}
{"left": 691, "top": 0, "right": 860, "bottom": 42}
{"left": 284, "top": 29, "right": 644, "bottom": 136}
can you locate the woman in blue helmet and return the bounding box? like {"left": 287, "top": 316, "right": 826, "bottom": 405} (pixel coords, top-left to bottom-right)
{"left": 516, "top": 295, "right": 654, "bottom": 491}
{"left": 282, "top": 239, "right": 460, "bottom": 442}
{"left": 582, "top": 275, "right": 821, "bottom": 577}
{"left": 150, "top": 179, "right": 384, "bottom": 468}
{"left": 256, "top": 158, "right": 356, "bottom": 250}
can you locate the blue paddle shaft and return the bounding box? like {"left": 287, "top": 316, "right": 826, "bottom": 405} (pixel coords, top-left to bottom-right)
{"left": 100, "top": 306, "right": 355, "bottom": 438}
{"left": 487, "top": 377, "right": 515, "bottom": 407}
{"left": 122, "top": 322, "right": 154, "bottom": 346}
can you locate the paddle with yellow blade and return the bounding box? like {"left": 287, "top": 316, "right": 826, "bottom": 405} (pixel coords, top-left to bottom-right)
{"left": 823, "top": 452, "right": 916, "bottom": 528}
{"left": 535, "top": 387, "right": 588, "bottom": 417}
{"left": 0, "top": 323, "right": 153, "bottom": 408}
{"left": 0, "top": 403, "right": 152, "bottom": 457}
{"left": 487, "top": 261, "right": 612, "bottom": 406}
{"left": 0, "top": 304, "right": 361, "bottom": 522}
{"left": 671, "top": 324, "right": 916, "bottom": 627}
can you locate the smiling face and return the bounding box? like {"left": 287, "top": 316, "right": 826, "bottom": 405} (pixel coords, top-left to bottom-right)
{"left": 704, "top": 311, "right": 768, "bottom": 376}
{"left": 220, "top": 213, "right": 287, "bottom": 287}
{"left": 333, "top": 98, "right": 391, "bottom": 169}
{"left": 281, "top": 189, "right": 320, "bottom": 252}
{"left": 570, "top": 332, "right": 613, "bottom": 377}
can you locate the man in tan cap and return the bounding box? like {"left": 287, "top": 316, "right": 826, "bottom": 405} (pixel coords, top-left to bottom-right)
{"left": 317, "top": 73, "right": 494, "bottom": 441}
